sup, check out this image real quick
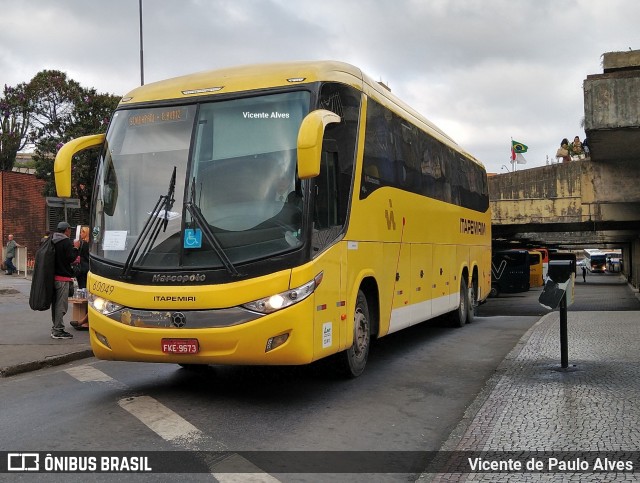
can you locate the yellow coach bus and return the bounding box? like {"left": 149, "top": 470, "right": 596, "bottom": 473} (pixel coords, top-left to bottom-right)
{"left": 55, "top": 61, "right": 491, "bottom": 377}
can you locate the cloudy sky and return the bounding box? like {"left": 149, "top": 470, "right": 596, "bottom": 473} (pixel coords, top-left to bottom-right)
{"left": 2, "top": 0, "right": 639, "bottom": 173}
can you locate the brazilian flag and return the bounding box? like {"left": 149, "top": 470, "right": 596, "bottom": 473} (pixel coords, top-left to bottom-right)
{"left": 512, "top": 140, "right": 528, "bottom": 153}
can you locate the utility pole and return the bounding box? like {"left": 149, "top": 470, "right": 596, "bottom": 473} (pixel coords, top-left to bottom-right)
{"left": 139, "top": 0, "right": 144, "bottom": 86}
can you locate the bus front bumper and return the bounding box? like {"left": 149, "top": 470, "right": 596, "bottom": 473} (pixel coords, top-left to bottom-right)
{"left": 87, "top": 300, "right": 317, "bottom": 366}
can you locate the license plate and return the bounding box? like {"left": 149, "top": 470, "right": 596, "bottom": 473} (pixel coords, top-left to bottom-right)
{"left": 161, "top": 338, "right": 199, "bottom": 354}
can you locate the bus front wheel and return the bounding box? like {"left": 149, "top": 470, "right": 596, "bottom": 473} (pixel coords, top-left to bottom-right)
{"left": 335, "top": 290, "right": 371, "bottom": 378}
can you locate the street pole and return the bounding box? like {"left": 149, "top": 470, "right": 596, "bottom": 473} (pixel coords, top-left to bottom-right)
{"left": 139, "top": 0, "right": 144, "bottom": 86}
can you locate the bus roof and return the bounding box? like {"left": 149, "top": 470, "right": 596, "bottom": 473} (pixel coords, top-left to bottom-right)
{"left": 584, "top": 248, "right": 604, "bottom": 255}
{"left": 118, "top": 60, "right": 483, "bottom": 168}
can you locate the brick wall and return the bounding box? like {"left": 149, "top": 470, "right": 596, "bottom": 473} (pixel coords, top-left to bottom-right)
{"left": 1, "top": 171, "right": 47, "bottom": 260}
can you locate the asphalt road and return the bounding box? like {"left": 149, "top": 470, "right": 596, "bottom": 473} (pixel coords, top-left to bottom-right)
{"left": 478, "top": 270, "right": 639, "bottom": 317}
{"left": 1, "top": 311, "right": 540, "bottom": 482}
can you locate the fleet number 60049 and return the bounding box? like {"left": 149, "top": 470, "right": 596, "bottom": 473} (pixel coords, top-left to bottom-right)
{"left": 92, "top": 281, "right": 115, "bottom": 295}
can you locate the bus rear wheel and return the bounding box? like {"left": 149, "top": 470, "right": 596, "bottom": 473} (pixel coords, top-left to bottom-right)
{"left": 450, "top": 278, "right": 468, "bottom": 328}
{"left": 467, "top": 279, "right": 477, "bottom": 323}
{"left": 335, "top": 290, "right": 371, "bottom": 378}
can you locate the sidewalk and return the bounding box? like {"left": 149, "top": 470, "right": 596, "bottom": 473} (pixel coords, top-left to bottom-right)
{"left": 422, "top": 275, "right": 640, "bottom": 481}
{"left": 0, "top": 275, "right": 92, "bottom": 377}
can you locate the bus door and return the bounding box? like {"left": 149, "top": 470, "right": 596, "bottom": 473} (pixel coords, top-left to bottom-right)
{"left": 310, "top": 148, "right": 349, "bottom": 357}
{"left": 309, "top": 244, "right": 348, "bottom": 359}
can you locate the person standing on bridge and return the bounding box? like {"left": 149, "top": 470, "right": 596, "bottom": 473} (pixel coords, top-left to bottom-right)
{"left": 557, "top": 138, "right": 570, "bottom": 163}
{"left": 570, "top": 136, "right": 585, "bottom": 160}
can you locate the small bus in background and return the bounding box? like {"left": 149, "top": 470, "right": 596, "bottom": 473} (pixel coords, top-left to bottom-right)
{"left": 490, "top": 249, "right": 530, "bottom": 297}
{"left": 528, "top": 250, "right": 544, "bottom": 288}
{"left": 604, "top": 250, "right": 622, "bottom": 272}
{"left": 583, "top": 249, "right": 607, "bottom": 273}
{"left": 532, "top": 247, "right": 549, "bottom": 279}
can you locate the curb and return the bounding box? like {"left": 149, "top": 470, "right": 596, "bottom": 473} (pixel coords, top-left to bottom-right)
{"left": 0, "top": 349, "right": 94, "bottom": 378}
{"left": 416, "top": 312, "right": 552, "bottom": 482}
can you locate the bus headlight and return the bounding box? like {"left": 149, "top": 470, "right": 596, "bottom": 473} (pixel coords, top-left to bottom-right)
{"left": 242, "top": 272, "right": 323, "bottom": 314}
{"left": 89, "top": 293, "right": 123, "bottom": 315}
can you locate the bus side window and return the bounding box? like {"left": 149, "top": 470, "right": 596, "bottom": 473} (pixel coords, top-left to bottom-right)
{"left": 312, "top": 145, "right": 343, "bottom": 253}
{"left": 315, "top": 147, "right": 339, "bottom": 230}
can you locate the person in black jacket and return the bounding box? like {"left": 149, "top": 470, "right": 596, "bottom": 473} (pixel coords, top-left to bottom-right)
{"left": 51, "top": 221, "right": 78, "bottom": 339}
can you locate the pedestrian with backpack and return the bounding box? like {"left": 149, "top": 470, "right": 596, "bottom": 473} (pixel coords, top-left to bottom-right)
{"left": 50, "top": 221, "right": 79, "bottom": 339}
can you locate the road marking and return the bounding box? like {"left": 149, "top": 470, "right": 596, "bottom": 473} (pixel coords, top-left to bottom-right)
{"left": 66, "top": 364, "right": 279, "bottom": 481}
{"left": 118, "top": 395, "right": 204, "bottom": 445}
{"left": 65, "top": 365, "right": 114, "bottom": 382}
{"left": 214, "top": 467, "right": 280, "bottom": 483}
{"left": 119, "top": 396, "right": 279, "bottom": 481}
{"left": 64, "top": 365, "right": 126, "bottom": 388}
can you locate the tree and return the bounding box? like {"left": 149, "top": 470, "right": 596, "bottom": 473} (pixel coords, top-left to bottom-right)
{"left": 0, "top": 82, "right": 32, "bottom": 171}
{"left": 29, "top": 70, "right": 119, "bottom": 221}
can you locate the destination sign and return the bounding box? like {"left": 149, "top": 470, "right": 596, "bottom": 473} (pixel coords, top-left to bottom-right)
{"left": 128, "top": 108, "right": 189, "bottom": 127}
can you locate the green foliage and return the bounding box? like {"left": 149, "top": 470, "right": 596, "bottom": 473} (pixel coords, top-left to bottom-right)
{"left": 0, "top": 82, "right": 32, "bottom": 171}
{"left": 27, "top": 70, "right": 119, "bottom": 221}
{"left": 2, "top": 70, "right": 119, "bottom": 220}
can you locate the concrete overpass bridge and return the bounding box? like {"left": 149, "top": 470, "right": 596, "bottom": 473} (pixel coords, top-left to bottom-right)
{"left": 490, "top": 50, "right": 640, "bottom": 288}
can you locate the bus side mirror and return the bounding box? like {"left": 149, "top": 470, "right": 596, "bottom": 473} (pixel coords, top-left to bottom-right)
{"left": 296, "top": 110, "right": 341, "bottom": 179}
{"left": 54, "top": 134, "right": 106, "bottom": 197}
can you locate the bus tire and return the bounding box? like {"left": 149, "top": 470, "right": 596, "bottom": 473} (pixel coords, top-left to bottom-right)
{"left": 335, "top": 289, "right": 371, "bottom": 378}
{"left": 450, "top": 278, "right": 468, "bottom": 328}
{"left": 489, "top": 284, "right": 499, "bottom": 298}
{"left": 467, "top": 279, "right": 477, "bottom": 324}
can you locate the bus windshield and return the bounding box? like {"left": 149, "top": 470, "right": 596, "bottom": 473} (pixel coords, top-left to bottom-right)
{"left": 92, "top": 91, "right": 311, "bottom": 270}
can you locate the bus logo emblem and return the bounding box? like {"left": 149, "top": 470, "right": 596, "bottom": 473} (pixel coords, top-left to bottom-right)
{"left": 385, "top": 199, "right": 396, "bottom": 230}
{"left": 171, "top": 312, "right": 187, "bottom": 328}
{"left": 491, "top": 260, "right": 507, "bottom": 280}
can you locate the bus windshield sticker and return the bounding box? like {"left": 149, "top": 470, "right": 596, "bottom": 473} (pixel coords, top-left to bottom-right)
{"left": 148, "top": 209, "right": 180, "bottom": 221}
{"left": 184, "top": 228, "right": 202, "bottom": 249}
{"left": 103, "top": 231, "right": 128, "bottom": 251}
{"left": 322, "top": 322, "right": 332, "bottom": 348}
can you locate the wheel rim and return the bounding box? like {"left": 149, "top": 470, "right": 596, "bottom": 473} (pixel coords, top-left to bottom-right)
{"left": 353, "top": 307, "right": 369, "bottom": 362}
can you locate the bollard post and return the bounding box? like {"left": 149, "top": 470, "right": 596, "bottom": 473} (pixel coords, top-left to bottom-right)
{"left": 559, "top": 293, "right": 568, "bottom": 368}
{"left": 539, "top": 256, "right": 575, "bottom": 369}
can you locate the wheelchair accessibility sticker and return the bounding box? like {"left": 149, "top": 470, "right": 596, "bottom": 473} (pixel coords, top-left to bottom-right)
{"left": 184, "top": 228, "right": 202, "bottom": 249}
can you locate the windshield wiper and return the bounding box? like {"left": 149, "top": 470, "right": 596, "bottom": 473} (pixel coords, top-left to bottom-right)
{"left": 121, "top": 166, "right": 177, "bottom": 278}
{"left": 184, "top": 177, "right": 241, "bottom": 278}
